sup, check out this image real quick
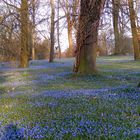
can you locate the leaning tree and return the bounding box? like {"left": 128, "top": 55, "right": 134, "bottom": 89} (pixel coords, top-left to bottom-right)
{"left": 74, "top": 0, "right": 106, "bottom": 74}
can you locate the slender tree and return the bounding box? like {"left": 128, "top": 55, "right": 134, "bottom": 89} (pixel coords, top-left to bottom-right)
{"left": 49, "top": 0, "right": 55, "bottom": 62}
{"left": 60, "top": 0, "right": 79, "bottom": 57}
{"left": 66, "top": 0, "right": 73, "bottom": 57}
{"left": 57, "top": 0, "right": 61, "bottom": 58}
{"left": 31, "top": 0, "right": 36, "bottom": 60}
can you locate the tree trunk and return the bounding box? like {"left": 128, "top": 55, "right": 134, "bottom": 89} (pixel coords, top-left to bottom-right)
{"left": 57, "top": 0, "right": 61, "bottom": 59}
{"left": 74, "top": 0, "right": 105, "bottom": 74}
{"left": 67, "top": 17, "right": 73, "bottom": 57}
{"left": 65, "top": 0, "right": 73, "bottom": 58}
{"left": 31, "top": 0, "right": 36, "bottom": 60}
{"left": 28, "top": 22, "right": 33, "bottom": 60}
{"left": 112, "top": 0, "right": 121, "bottom": 55}
{"left": 128, "top": 0, "right": 140, "bottom": 60}
{"left": 19, "top": 0, "right": 29, "bottom": 68}
{"left": 49, "top": 0, "right": 55, "bottom": 62}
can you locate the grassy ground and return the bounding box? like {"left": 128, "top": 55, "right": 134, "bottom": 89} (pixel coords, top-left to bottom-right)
{"left": 0, "top": 56, "right": 140, "bottom": 139}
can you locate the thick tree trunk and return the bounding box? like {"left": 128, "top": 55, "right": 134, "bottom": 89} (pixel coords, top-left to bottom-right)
{"left": 49, "top": 0, "right": 55, "bottom": 62}
{"left": 19, "top": 0, "right": 29, "bottom": 68}
{"left": 128, "top": 0, "right": 140, "bottom": 60}
{"left": 112, "top": 0, "right": 121, "bottom": 55}
{"left": 74, "top": 0, "right": 105, "bottom": 73}
{"left": 78, "top": 21, "right": 98, "bottom": 73}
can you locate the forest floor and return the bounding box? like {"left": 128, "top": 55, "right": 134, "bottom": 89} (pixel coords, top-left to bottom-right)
{"left": 0, "top": 56, "right": 140, "bottom": 139}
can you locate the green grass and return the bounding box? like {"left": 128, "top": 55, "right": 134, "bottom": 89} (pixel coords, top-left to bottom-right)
{"left": 0, "top": 56, "right": 139, "bottom": 139}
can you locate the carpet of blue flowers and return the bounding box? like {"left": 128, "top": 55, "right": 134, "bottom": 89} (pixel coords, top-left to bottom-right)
{"left": 0, "top": 56, "right": 140, "bottom": 139}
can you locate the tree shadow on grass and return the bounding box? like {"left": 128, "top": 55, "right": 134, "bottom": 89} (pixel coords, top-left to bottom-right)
{"left": 1, "top": 124, "right": 25, "bottom": 140}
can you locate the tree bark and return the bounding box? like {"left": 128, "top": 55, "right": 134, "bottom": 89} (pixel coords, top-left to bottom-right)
{"left": 57, "top": 0, "right": 61, "bottom": 59}
{"left": 128, "top": 0, "right": 140, "bottom": 60}
{"left": 112, "top": 0, "right": 121, "bottom": 55}
{"left": 74, "top": 0, "right": 105, "bottom": 73}
{"left": 49, "top": 0, "right": 55, "bottom": 62}
{"left": 31, "top": 0, "right": 36, "bottom": 60}
{"left": 65, "top": 0, "right": 73, "bottom": 57}
{"left": 67, "top": 17, "right": 73, "bottom": 57}
{"left": 19, "top": 0, "right": 29, "bottom": 68}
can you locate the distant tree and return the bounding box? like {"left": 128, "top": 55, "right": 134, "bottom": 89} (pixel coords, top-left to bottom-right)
{"left": 30, "top": 0, "right": 37, "bottom": 60}
{"left": 0, "top": 1, "right": 20, "bottom": 61}
{"left": 74, "top": 0, "right": 106, "bottom": 73}
{"left": 36, "top": 38, "right": 50, "bottom": 60}
{"left": 56, "top": 0, "right": 61, "bottom": 59}
{"left": 0, "top": 0, "right": 55, "bottom": 63}
{"left": 60, "top": 0, "right": 80, "bottom": 57}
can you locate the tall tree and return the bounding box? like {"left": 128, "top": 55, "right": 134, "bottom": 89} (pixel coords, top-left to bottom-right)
{"left": 74, "top": 0, "right": 105, "bottom": 73}
{"left": 30, "top": 0, "right": 36, "bottom": 60}
{"left": 60, "top": 0, "right": 79, "bottom": 57}
{"left": 57, "top": 0, "right": 61, "bottom": 58}
{"left": 19, "top": 0, "right": 29, "bottom": 68}
{"left": 128, "top": 0, "right": 140, "bottom": 60}
{"left": 112, "top": 0, "right": 121, "bottom": 54}
{"left": 66, "top": 3, "right": 73, "bottom": 57}
{"left": 49, "top": 0, "right": 55, "bottom": 62}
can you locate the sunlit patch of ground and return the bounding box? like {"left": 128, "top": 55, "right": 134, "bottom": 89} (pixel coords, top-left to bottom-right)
{"left": 0, "top": 56, "right": 140, "bottom": 139}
